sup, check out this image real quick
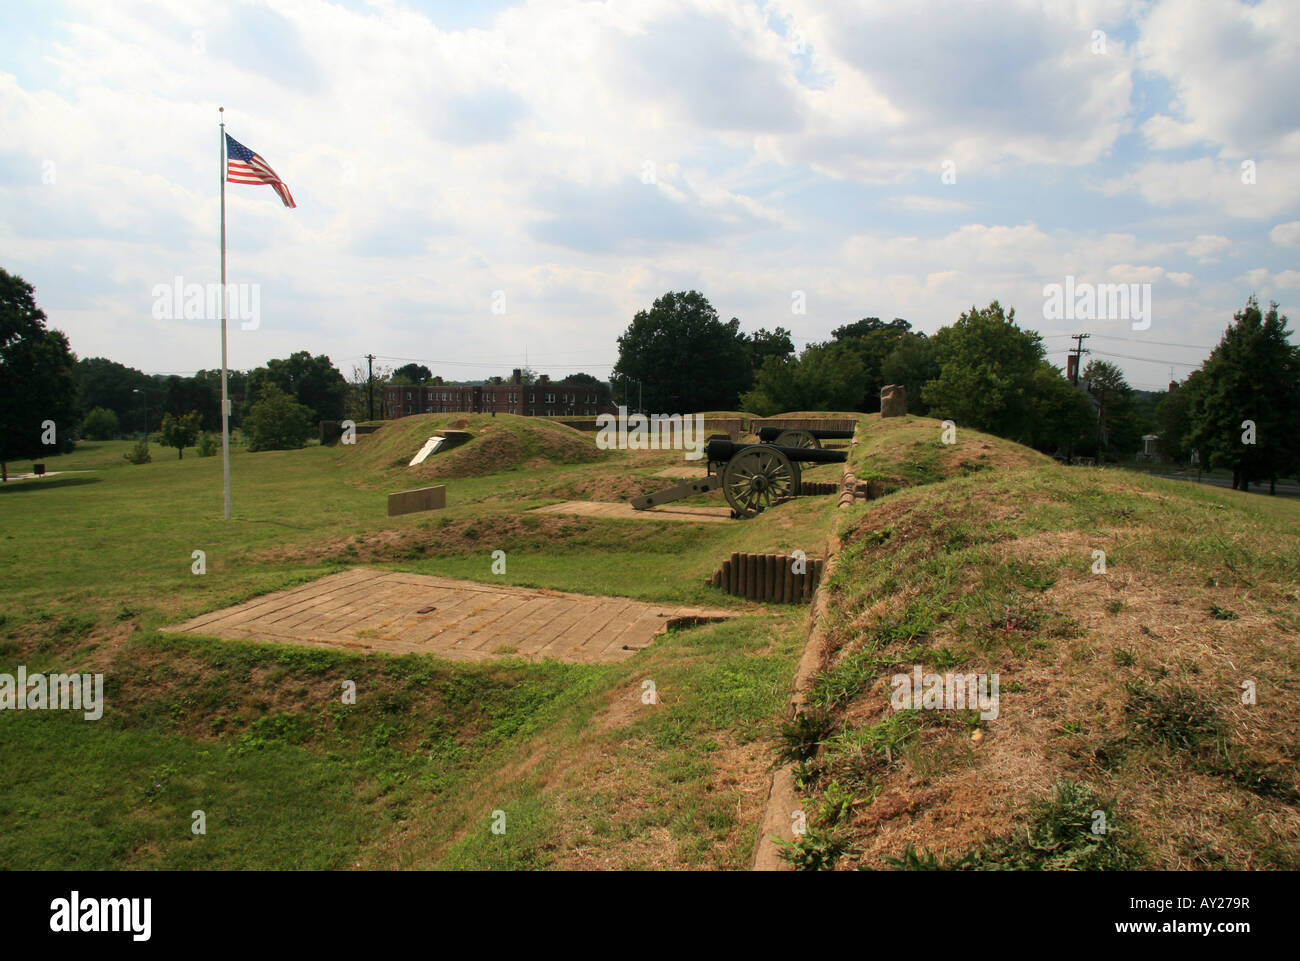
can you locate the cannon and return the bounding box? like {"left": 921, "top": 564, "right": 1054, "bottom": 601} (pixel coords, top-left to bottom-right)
{"left": 754, "top": 426, "right": 855, "bottom": 449}
{"left": 630, "top": 439, "right": 847, "bottom": 519}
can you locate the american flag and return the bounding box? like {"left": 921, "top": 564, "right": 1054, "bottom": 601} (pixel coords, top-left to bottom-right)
{"left": 225, "top": 133, "right": 296, "bottom": 208}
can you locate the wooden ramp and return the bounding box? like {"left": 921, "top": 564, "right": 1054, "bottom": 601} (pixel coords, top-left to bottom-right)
{"left": 163, "top": 568, "right": 735, "bottom": 664}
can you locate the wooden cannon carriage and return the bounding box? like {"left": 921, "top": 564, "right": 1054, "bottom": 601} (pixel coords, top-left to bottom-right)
{"left": 630, "top": 439, "right": 847, "bottom": 519}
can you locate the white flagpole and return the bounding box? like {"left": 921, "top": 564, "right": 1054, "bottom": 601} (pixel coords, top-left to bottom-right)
{"left": 219, "top": 107, "right": 232, "bottom": 521}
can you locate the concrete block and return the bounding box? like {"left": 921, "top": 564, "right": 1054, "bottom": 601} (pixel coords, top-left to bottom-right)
{"left": 387, "top": 485, "right": 447, "bottom": 516}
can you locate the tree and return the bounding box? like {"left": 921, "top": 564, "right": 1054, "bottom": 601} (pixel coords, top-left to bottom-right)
{"left": 1155, "top": 374, "right": 1201, "bottom": 464}
{"left": 826, "top": 317, "right": 921, "bottom": 411}
{"left": 1188, "top": 297, "right": 1299, "bottom": 491}
{"left": 162, "top": 375, "right": 219, "bottom": 432}
{"left": 245, "top": 352, "right": 348, "bottom": 425}
{"left": 192, "top": 368, "right": 248, "bottom": 429}
{"left": 922, "top": 301, "right": 1046, "bottom": 443}
{"left": 157, "top": 410, "right": 202, "bottom": 459}
{"left": 1082, "top": 359, "right": 1140, "bottom": 459}
{"left": 1025, "top": 363, "right": 1097, "bottom": 455}
{"left": 740, "top": 341, "right": 866, "bottom": 415}
{"left": 81, "top": 406, "right": 120, "bottom": 440}
{"left": 74, "top": 356, "right": 153, "bottom": 433}
{"left": 880, "top": 336, "right": 940, "bottom": 415}
{"left": 390, "top": 363, "right": 432, "bottom": 385}
{"left": 746, "top": 327, "right": 795, "bottom": 378}
{"left": 559, "top": 371, "right": 602, "bottom": 386}
{"left": 612, "top": 291, "right": 750, "bottom": 412}
{"left": 347, "top": 361, "right": 390, "bottom": 421}
{"left": 242, "top": 384, "right": 313, "bottom": 452}
{"left": 1, "top": 268, "right": 80, "bottom": 481}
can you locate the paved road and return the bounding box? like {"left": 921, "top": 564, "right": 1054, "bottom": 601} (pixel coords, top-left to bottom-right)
{"left": 1146, "top": 473, "right": 1300, "bottom": 497}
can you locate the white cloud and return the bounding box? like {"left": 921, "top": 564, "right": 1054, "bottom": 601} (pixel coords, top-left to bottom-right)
{"left": 1269, "top": 221, "right": 1300, "bottom": 247}
{"left": 1185, "top": 234, "right": 1232, "bottom": 263}
{"left": 890, "top": 195, "right": 972, "bottom": 213}
{"left": 0, "top": 0, "right": 1288, "bottom": 391}
{"left": 1136, "top": 0, "right": 1300, "bottom": 157}
{"left": 1100, "top": 157, "right": 1300, "bottom": 219}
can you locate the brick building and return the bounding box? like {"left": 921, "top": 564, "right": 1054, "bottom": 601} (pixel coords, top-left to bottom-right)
{"left": 384, "top": 369, "right": 616, "bottom": 419}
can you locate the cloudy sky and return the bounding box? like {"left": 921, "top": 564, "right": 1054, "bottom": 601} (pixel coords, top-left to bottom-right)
{"left": 2, "top": 0, "right": 1298, "bottom": 392}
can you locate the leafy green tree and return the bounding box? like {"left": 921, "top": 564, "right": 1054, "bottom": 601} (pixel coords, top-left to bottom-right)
{"left": 1082, "top": 359, "right": 1140, "bottom": 459}
{"left": 242, "top": 385, "right": 313, "bottom": 452}
{"left": 81, "top": 406, "right": 120, "bottom": 440}
{"left": 390, "top": 363, "right": 432, "bottom": 385}
{"left": 74, "top": 356, "right": 153, "bottom": 433}
{"left": 922, "top": 301, "right": 1046, "bottom": 443}
{"left": 746, "top": 327, "right": 795, "bottom": 378}
{"left": 1025, "top": 363, "right": 1097, "bottom": 455}
{"left": 740, "top": 341, "right": 866, "bottom": 415}
{"left": 829, "top": 317, "right": 917, "bottom": 411}
{"left": 162, "top": 375, "right": 219, "bottom": 432}
{"left": 157, "top": 410, "right": 203, "bottom": 459}
{"left": 1155, "top": 373, "right": 1202, "bottom": 464}
{"left": 192, "top": 368, "right": 248, "bottom": 428}
{"left": 1, "top": 268, "right": 79, "bottom": 481}
{"left": 246, "top": 352, "right": 348, "bottom": 425}
{"left": 1188, "top": 297, "right": 1300, "bottom": 491}
{"left": 612, "top": 291, "right": 750, "bottom": 412}
{"left": 880, "top": 336, "right": 940, "bottom": 415}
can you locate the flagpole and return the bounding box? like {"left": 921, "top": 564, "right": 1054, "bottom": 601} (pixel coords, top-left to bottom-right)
{"left": 219, "top": 107, "right": 231, "bottom": 521}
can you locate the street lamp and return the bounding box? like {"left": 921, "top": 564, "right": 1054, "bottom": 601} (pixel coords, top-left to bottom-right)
{"left": 132, "top": 388, "right": 148, "bottom": 443}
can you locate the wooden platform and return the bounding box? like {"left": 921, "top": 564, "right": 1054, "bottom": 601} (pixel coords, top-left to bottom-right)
{"left": 162, "top": 568, "right": 735, "bottom": 664}
{"left": 532, "top": 501, "right": 733, "bottom": 522}
{"left": 652, "top": 466, "right": 709, "bottom": 478}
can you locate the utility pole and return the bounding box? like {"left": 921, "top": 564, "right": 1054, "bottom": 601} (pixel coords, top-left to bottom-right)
{"left": 366, "top": 353, "right": 375, "bottom": 421}
{"left": 1069, "top": 333, "right": 1090, "bottom": 386}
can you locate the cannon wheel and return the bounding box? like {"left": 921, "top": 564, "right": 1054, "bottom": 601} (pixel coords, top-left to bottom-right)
{"left": 722, "top": 446, "right": 801, "bottom": 518}
{"left": 774, "top": 429, "right": 821, "bottom": 449}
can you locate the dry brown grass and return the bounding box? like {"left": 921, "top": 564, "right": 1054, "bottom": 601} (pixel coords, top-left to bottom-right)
{"left": 790, "top": 421, "right": 1300, "bottom": 870}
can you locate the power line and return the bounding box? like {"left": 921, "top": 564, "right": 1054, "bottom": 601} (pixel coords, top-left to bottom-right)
{"left": 1090, "top": 333, "right": 1214, "bottom": 350}
{"left": 373, "top": 354, "right": 612, "bottom": 370}
{"left": 1089, "top": 348, "right": 1202, "bottom": 368}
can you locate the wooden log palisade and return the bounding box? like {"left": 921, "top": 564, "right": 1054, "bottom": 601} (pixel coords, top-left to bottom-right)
{"left": 706, "top": 552, "right": 824, "bottom": 603}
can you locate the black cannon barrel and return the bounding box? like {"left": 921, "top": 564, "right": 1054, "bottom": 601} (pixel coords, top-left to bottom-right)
{"left": 705, "top": 439, "right": 847, "bottom": 464}
{"left": 756, "top": 426, "right": 856, "bottom": 442}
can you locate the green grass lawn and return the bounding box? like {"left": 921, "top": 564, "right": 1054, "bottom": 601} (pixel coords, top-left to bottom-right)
{"left": 0, "top": 417, "right": 844, "bottom": 869}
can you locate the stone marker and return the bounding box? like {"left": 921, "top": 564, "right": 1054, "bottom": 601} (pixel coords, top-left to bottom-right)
{"left": 880, "top": 384, "right": 907, "bottom": 417}
{"left": 387, "top": 485, "right": 446, "bottom": 516}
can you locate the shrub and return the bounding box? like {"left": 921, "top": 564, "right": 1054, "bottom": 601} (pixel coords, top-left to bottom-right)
{"left": 242, "top": 385, "right": 313, "bottom": 452}
{"left": 197, "top": 432, "right": 217, "bottom": 457}
{"left": 123, "top": 440, "right": 152, "bottom": 464}
{"left": 81, "top": 406, "right": 119, "bottom": 440}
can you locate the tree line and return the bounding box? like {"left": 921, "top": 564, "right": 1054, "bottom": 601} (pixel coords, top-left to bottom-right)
{"left": 612, "top": 290, "right": 1299, "bottom": 481}
{"left": 5, "top": 266, "right": 1296, "bottom": 485}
